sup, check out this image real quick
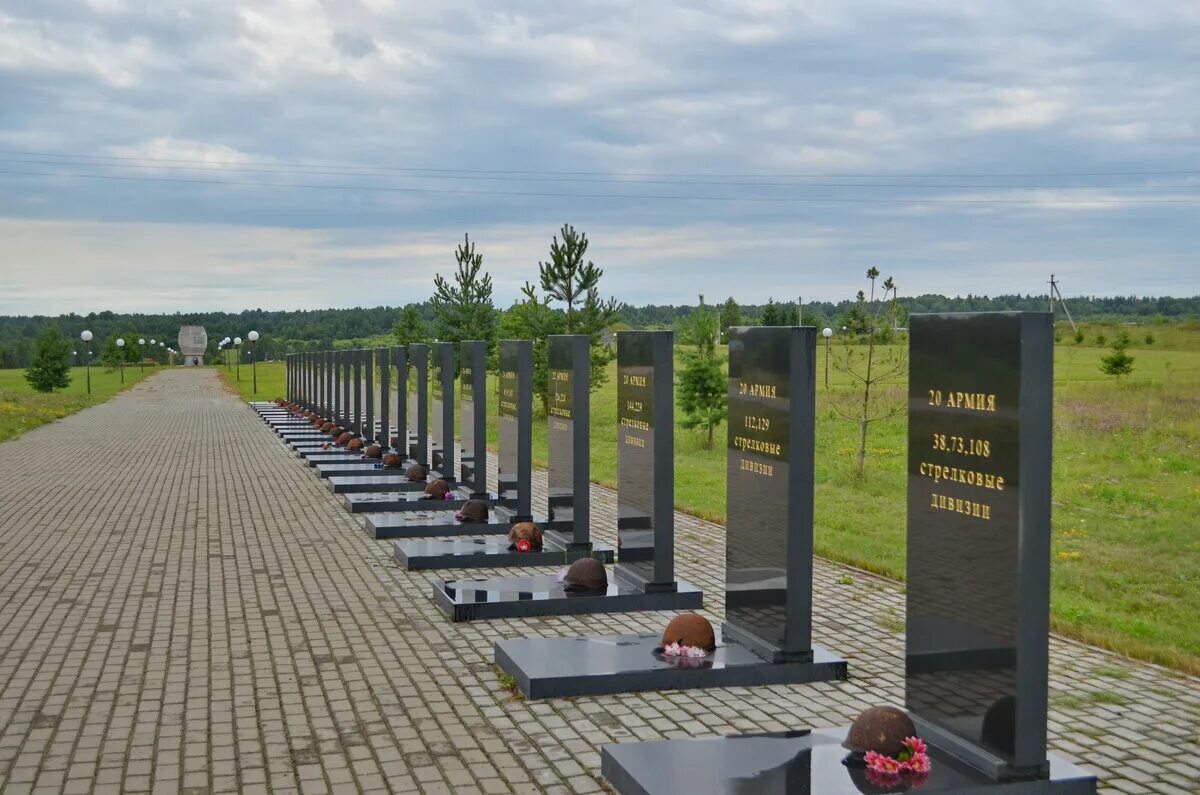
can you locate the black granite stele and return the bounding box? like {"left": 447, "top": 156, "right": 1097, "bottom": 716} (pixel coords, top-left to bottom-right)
{"left": 442, "top": 332, "right": 701, "bottom": 623}
{"left": 429, "top": 341, "right": 455, "bottom": 481}
{"left": 458, "top": 341, "right": 488, "bottom": 497}
{"left": 496, "top": 327, "right": 844, "bottom": 696}
{"left": 408, "top": 343, "right": 429, "bottom": 466}
{"left": 600, "top": 312, "right": 1095, "bottom": 795}
{"left": 395, "top": 336, "right": 613, "bottom": 571}
{"left": 387, "top": 346, "right": 408, "bottom": 457}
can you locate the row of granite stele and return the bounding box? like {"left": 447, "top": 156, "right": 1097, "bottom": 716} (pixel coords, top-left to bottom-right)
{"left": 254, "top": 316, "right": 1097, "bottom": 794}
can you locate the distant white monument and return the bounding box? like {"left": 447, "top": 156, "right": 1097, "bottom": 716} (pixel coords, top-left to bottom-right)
{"left": 178, "top": 326, "right": 207, "bottom": 367}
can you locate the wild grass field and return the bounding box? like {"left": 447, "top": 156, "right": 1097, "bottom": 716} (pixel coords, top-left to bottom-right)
{"left": 0, "top": 365, "right": 155, "bottom": 442}
{"left": 235, "top": 326, "right": 1200, "bottom": 674}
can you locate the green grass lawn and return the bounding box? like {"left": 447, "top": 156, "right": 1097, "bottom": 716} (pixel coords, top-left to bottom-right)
{"left": 236, "top": 335, "right": 1200, "bottom": 674}
{"left": 0, "top": 364, "right": 156, "bottom": 442}
{"left": 218, "top": 360, "right": 285, "bottom": 402}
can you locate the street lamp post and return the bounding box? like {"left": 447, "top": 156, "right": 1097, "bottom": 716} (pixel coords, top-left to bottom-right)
{"left": 80, "top": 330, "right": 93, "bottom": 395}
{"left": 234, "top": 337, "right": 242, "bottom": 381}
{"left": 150, "top": 339, "right": 156, "bottom": 366}
{"left": 116, "top": 338, "right": 125, "bottom": 383}
{"left": 138, "top": 338, "right": 145, "bottom": 372}
{"left": 822, "top": 327, "right": 833, "bottom": 388}
{"left": 248, "top": 331, "right": 260, "bottom": 394}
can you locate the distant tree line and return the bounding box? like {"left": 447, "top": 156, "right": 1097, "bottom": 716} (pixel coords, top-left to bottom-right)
{"left": 1, "top": 292, "right": 1195, "bottom": 369}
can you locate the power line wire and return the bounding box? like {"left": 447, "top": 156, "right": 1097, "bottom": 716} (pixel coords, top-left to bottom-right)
{"left": 1, "top": 148, "right": 1197, "bottom": 180}
{"left": 1, "top": 157, "right": 1196, "bottom": 191}
{"left": 4, "top": 168, "right": 1200, "bottom": 204}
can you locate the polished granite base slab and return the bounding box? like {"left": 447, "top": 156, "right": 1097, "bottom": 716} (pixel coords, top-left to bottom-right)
{"left": 343, "top": 490, "right": 474, "bottom": 513}
{"left": 494, "top": 630, "right": 844, "bottom": 700}
{"left": 434, "top": 575, "right": 702, "bottom": 623}
{"left": 329, "top": 475, "right": 459, "bottom": 495}
{"left": 599, "top": 729, "right": 1097, "bottom": 795}
{"left": 363, "top": 504, "right": 510, "bottom": 539}
{"left": 315, "top": 463, "right": 415, "bottom": 479}
{"left": 302, "top": 453, "right": 369, "bottom": 466}
{"left": 394, "top": 533, "right": 612, "bottom": 569}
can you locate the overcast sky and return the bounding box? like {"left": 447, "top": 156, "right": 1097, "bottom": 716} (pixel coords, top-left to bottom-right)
{"left": 1, "top": 0, "right": 1197, "bottom": 315}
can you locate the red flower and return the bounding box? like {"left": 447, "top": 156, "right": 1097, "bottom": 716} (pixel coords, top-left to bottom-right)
{"left": 515, "top": 539, "right": 532, "bottom": 553}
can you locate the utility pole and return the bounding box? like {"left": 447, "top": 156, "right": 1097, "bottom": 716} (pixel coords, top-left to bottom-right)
{"left": 797, "top": 295, "right": 802, "bottom": 326}
{"left": 1048, "top": 274, "right": 1078, "bottom": 333}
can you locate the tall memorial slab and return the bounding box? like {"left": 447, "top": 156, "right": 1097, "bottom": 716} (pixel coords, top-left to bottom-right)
{"left": 599, "top": 313, "right": 1096, "bottom": 795}
{"left": 377, "top": 347, "right": 390, "bottom": 449}
{"left": 496, "top": 340, "right": 532, "bottom": 522}
{"left": 389, "top": 347, "right": 407, "bottom": 453}
{"left": 459, "top": 341, "right": 488, "bottom": 497}
{"left": 545, "top": 335, "right": 594, "bottom": 551}
{"left": 408, "top": 344, "right": 428, "bottom": 466}
{"left": 430, "top": 342, "right": 455, "bottom": 479}
{"left": 906, "top": 312, "right": 1055, "bottom": 779}
{"left": 615, "top": 331, "right": 674, "bottom": 588}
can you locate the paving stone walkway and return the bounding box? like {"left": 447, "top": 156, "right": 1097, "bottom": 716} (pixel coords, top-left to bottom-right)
{"left": 0, "top": 369, "right": 1196, "bottom": 795}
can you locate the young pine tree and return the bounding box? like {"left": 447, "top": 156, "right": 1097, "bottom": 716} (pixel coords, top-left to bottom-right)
{"left": 1100, "top": 332, "right": 1135, "bottom": 377}
{"left": 719, "top": 297, "right": 742, "bottom": 342}
{"left": 832, "top": 269, "right": 906, "bottom": 478}
{"left": 430, "top": 235, "right": 497, "bottom": 349}
{"left": 677, "top": 296, "right": 727, "bottom": 449}
{"left": 24, "top": 326, "right": 72, "bottom": 393}
{"left": 393, "top": 305, "right": 428, "bottom": 346}
{"left": 536, "top": 225, "right": 619, "bottom": 391}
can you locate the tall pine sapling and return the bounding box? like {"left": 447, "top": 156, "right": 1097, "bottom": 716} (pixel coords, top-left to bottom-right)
{"left": 430, "top": 234, "right": 497, "bottom": 351}
{"left": 719, "top": 297, "right": 742, "bottom": 342}
{"left": 832, "top": 269, "right": 906, "bottom": 478}
{"left": 536, "top": 224, "right": 619, "bottom": 391}
{"left": 677, "top": 295, "right": 727, "bottom": 449}
{"left": 24, "top": 326, "right": 72, "bottom": 393}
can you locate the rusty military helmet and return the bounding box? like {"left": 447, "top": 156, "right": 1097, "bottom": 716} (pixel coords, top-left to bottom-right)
{"left": 423, "top": 479, "right": 450, "bottom": 498}
{"left": 456, "top": 499, "right": 489, "bottom": 523}
{"left": 320, "top": 421, "right": 335, "bottom": 433}
{"left": 335, "top": 432, "right": 354, "bottom": 446}
{"left": 660, "top": 613, "right": 716, "bottom": 652}
{"left": 562, "top": 558, "right": 607, "bottom": 592}
{"left": 405, "top": 464, "right": 427, "bottom": 482}
{"left": 346, "top": 437, "right": 363, "bottom": 451}
{"left": 363, "top": 443, "right": 382, "bottom": 459}
{"left": 842, "top": 706, "right": 916, "bottom": 758}
{"left": 381, "top": 452, "right": 404, "bottom": 469}
{"left": 507, "top": 522, "right": 543, "bottom": 551}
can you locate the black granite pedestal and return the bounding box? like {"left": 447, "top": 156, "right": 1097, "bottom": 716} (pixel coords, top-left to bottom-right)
{"left": 599, "top": 729, "right": 1097, "bottom": 795}
{"left": 302, "top": 453, "right": 371, "bottom": 466}
{"left": 329, "top": 475, "right": 457, "bottom": 495}
{"left": 394, "top": 536, "right": 614, "bottom": 570}
{"left": 433, "top": 574, "right": 702, "bottom": 623}
{"left": 343, "top": 490, "right": 474, "bottom": 513}
{"left": 494, "top": 628, "right": 844, "bottom": 699}
{"left": 314, "top": 463, "right": 417, "bottom": 479}
{"left": 392, "top": 524, "right": 614, "bottom": 568}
